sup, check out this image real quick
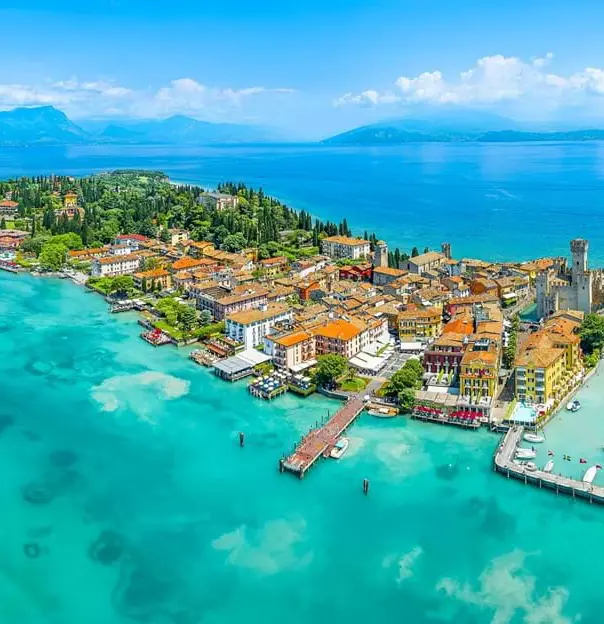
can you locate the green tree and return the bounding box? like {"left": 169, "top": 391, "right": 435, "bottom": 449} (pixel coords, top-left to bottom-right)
{"left": 222, "top": 232, "right": 247, "bottom": 252}
{"left": 110, "top": 275, "right": 134, "bottom": 296}
{"left": 580, "top": 313, "right": 604, "bottom": 355}
{"left": 315, "top": 354, "right": 348, "bottom": 388}
{"left": 199, "top": 310, "right": 213, "bottom": 325}
{"left": 411, "top": 247, "right": 419, "bottom": 257}
{"left": 386, "top": 360, "right": 423, "bottom": 396}
{"left": 160, "top": 228, "right": 171, "bottom": 243}
{"left": 20, "top": 234, "right": 52, "bottom": 256}
{"left": 177, "top": 305, "right": 197, "bottom": 331}
{"left": 39, "top": 242, "right": 67, "bottom": 271}
{"left": 53, "top": 232, "right": 83, "bottom": 250}
{"left": 0, "top": 217, "right": 5, "bottom": 229}
{"left": 398, "top": 388, "right": 416, "bottom": 413}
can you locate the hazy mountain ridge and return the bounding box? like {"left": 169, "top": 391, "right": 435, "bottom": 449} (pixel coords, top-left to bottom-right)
{"left": 0, "top": 106, "right": 277, "bottom": 145}
{"left": 324, "top": 114, "right": 604, "bottom": 144}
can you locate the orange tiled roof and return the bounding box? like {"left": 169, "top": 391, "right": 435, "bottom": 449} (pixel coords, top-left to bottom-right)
{"left": 314, "top": 319, "right": 362, "bottom": 341}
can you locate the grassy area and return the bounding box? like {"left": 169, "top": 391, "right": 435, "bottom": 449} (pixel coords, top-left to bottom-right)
{"left": 374, "top": 382, "right": 390, "bottom": 398}
{"left": 338, "top": 376, "right": 369, "bottom": 392}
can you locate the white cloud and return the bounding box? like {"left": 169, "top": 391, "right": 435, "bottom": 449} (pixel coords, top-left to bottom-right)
{"left": 336, "top": 52, "right": 604, "bottom": 111}
{"left": 0, "top": 76, "right": 295, "bottom": 120}
{"left": 436, "top": 550, "right": 578, "bottom": 624}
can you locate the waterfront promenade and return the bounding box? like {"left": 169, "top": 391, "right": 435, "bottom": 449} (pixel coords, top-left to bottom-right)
{"left": 494, "top": 426, "right": 604, "bottom": 504}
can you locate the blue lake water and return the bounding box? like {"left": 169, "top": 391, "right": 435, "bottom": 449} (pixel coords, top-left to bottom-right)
{"left": 2, "top": 142, "right": 604, "bottom": 264}
{"left": 2, "top": 271, "right": 604, "bottom": 623}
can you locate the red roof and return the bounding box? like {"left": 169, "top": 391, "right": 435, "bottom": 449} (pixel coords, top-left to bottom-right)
{"left": 0, "top": 200, "right": 18, "bottom": 208}
{"left": 116, "top": 234, "right": 149, "bottom": 242}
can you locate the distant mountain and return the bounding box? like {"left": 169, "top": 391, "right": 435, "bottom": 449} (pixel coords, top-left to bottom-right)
{"left": 0, "top": 106, "right": 278, "bottom": 146}
{"left": 323, "top": 115, "right": 604, "bottom": 145}
{"left": 0, "top": 106, "right": 88, "bottom": 145}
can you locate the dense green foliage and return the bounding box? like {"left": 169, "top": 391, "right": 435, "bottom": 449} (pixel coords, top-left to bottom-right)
{"left": 3, "top": 171, "right": 390, "bottom": 262}
{"left": 580, "top": 313, "right": 604, "bottom": 356}
{"left": 503, "top": 314, "right": 520, "bottom": 369}
{"left": 315, "top": 354, "right": 349, "bottom": 388}
{"left": 386, "top": 358, "right": 423, "bottom": 396}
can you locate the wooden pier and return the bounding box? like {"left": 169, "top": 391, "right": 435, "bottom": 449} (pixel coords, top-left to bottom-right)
{"left": 281, "top": 396, "right": 365, "bottom": 478}
{"left": 494, "top": 426, "right": 604, "bottom": 505}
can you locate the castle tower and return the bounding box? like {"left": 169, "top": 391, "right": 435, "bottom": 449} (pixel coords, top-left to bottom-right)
{"left": 441, "top": 242, "right": 451, "bottom": 259}
{"left": 374, "top": 240, "right": 388, "bottom": 268}
{"left": 570, "top": 238, "right": 592, "bottom": 313}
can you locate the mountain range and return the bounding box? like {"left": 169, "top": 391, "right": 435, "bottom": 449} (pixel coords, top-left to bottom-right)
{"left": 323, "top": 111, "right": 604, "bottom": 145}
{"left": 0, "top": 106, "right": 278, "bottom": 146}
{"left": 3, "top": 105, "right": 604, "bottom": 146}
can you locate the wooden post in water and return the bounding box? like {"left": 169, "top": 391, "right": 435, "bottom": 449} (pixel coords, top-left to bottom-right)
{"left": 363, "top": 478, "right": 370, "bottom": 495}
{"left": 239, "top": 432, "right": 245, "bottom": 448}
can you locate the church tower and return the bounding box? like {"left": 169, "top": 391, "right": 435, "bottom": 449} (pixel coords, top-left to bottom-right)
{"left": 441, "top": 242, "right": 451, "bottom": 259}
{"left": 374, "top": 240, "right": 388, "bottom": 268}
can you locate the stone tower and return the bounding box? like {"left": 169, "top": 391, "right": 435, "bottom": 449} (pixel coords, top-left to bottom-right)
{"left": 374, "top": 240, "right": 388, "bottom": 268}
{"left": 441, "top": 242, "right": 451, "bottom": 259}
{"left": 570, "top": 238, "right": 592, "bottom": 313}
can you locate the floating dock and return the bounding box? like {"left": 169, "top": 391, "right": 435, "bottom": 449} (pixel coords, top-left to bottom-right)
{"left": 494, "top": 426, "right": 604, "bottom": 505}
{"left": 280, "top": 396, "right": 365, "bottom": 478}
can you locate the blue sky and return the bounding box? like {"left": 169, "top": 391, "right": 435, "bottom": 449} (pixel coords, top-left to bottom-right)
{"left": 3, "top": 0, "right": 604, "bottom": 137}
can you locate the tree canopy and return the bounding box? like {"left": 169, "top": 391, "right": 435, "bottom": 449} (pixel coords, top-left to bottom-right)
{"left": 315, "top": 354, "right": 348, "bottom": 388}
{"left": 580, "top": 313, "right": 604, "bottom": 355}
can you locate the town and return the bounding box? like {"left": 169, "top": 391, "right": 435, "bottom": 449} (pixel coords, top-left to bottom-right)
{"left": 2, "top": 171, "right": 604, "bottom": 488}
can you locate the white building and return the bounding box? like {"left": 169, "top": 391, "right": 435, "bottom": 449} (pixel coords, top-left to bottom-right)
{"left": 225, "top": 303, "right": 293, "bottom": 348}
{"left": 321, "top": 235, "right": 371, "bottom": 260}
{"left": 91, "top": 253, "right": 141, "bottom": 278}
{"left": 199, "top": 192, "right": 240, "bottom": 212}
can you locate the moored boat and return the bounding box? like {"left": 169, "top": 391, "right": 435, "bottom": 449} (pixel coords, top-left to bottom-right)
{"left": 566, "top": 399, "right": 581, "bottom": 412}
{"left": 543, "top": 460, "right": 554, "bottom": 473}
{"left": 515, "top": 448, "right": 537, "bottom": 460}
{"left": 583, "top": 465, "right": 598, "bottom": 484}
{"left": 523, "top": 433, "right": 545, "bottom": 444}
{"left": 368, "top": 406, "right": 397, "bottom": 418}
{"left": 330, "top": 437, "right": 349, "bottom": 459}
{"left": 524, "top": 462, "right": 537, "bottom": 471}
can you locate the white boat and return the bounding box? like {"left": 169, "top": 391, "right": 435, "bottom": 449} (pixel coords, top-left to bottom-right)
{"left": 523, "top": 433, "right": 545, "bottom": 444}
{"left": 582, "top": 465, "right": 598, "bottom": 484}
{"left": 330, "top": 437, "right": 349, "bottom": 459}
{"left": 566, "top": 400, "right": 581, "bottom": 412}
{"left": 524, "top": 462, "right": 537, "bottom": 472}
{"left": 515, "top": 448, "right": 537, "bottom": 460}
{"left": 543, "top": 460, "right": 554, "bottom": 473}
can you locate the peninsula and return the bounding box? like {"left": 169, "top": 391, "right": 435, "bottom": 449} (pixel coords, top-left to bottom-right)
{"left": 2, "top": 169, "right": 604, "bottom": 489}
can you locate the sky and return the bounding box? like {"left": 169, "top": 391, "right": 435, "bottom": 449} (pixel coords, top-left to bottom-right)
{"left": 3, "top": 0, "right": 604, "bottom": 138}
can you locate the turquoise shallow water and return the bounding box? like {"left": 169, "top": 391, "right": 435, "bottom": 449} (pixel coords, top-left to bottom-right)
{"left": 2, "top": 271, "right": 604, "bottom": 623}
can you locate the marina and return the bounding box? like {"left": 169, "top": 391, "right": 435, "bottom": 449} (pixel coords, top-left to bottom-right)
{"left": 280, "top": 396, "right": 366, "bottom": 478}
{"left": 494, "top": 426, "right": 604, "bottom": 505}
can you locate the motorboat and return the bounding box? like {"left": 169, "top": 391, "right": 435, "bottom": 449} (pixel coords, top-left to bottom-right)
{"left": 582, "top": 465, "right": 598, "bottom": 484}
{"left": 330, "top": 437, "right": 349, "bottom": 459}
{"left": 368, "top": 406, "right": 398, "bottom": 418}
{"left": 543, "top": 460, "right": 554, "bottom": 473}
{"left": 515, "top": 448, "right": 537, "bottom": 460}
{"left": 523, "top": 433, "right": 545, "bottom": 444}
{"left": 524, "top": 462, "right": 537, "bottom": 472}
{"left": 566, "top": 400, "right": 581, "bottom": 412}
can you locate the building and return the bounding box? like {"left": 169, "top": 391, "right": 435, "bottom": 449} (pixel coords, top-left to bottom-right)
{"left": 265, "top": 330, "right": 316, "bottom": 372}
{"left": 171, "top": 256, "right": 216, "bottom": 274}
{"left": 189, "top": 284, "right": 268, "bottom": 320}
{"left": 372, "top": 266, "right": 406, "bottom": 287}
{"left": 0, "top": 200, "right": 18, "bottom": 216}
{"left": 397, "top": 308, "right": 442, "bottom": 341}
{"left": 423, "top": 333, "right": 467, "bottom": 376}
{"left": 113, "top": 234, "right": 150, "bottom": 250}
{"left": 536, "top": 239, "right": 593, "bottom": 318}
{"left": 226, "top": 303, "right": 293, "bottom": 348}
{"left": 91, "top": 253, "right": 141, "bottom": 277}
{"left": 459, "top": 338, "right": 500, "bottom": 415}
{"left": 199, "top": 192, "right": 240, "bottom": 212}
{"left": 313, "top": 316, "right": 387, "bottom": 359}
{"left": 0, "top": 229, "right": 28, "bottom": 251}
{"left": 338, "top": 264, "right": 373, "bottom": 282}
{"left": 320, "top": 235, "right": 371, "bottom": 260}
{"left": 373, "top": 240, "right": 388, "bottom": 268}
{"left": 167, "top": 229, "right": 190, "bottom": 245}
{"left": 401, "top": 251, "right": 447, "bottom": 275}
{"left": 67, "top": 247, "right": 110, "bottom": 261}
{"left": 258, "top": 256, "right": 289, "bottom": 276}
{"left": 133, "top": 268, "right": 172, "bottom": 292}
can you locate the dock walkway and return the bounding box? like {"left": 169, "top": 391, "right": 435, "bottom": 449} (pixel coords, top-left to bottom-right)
{"left": 494, "top": 426, "right": 604, "bottom": 505}
{"left": 281, "top": 396, "right": 365, "bottom": 478}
